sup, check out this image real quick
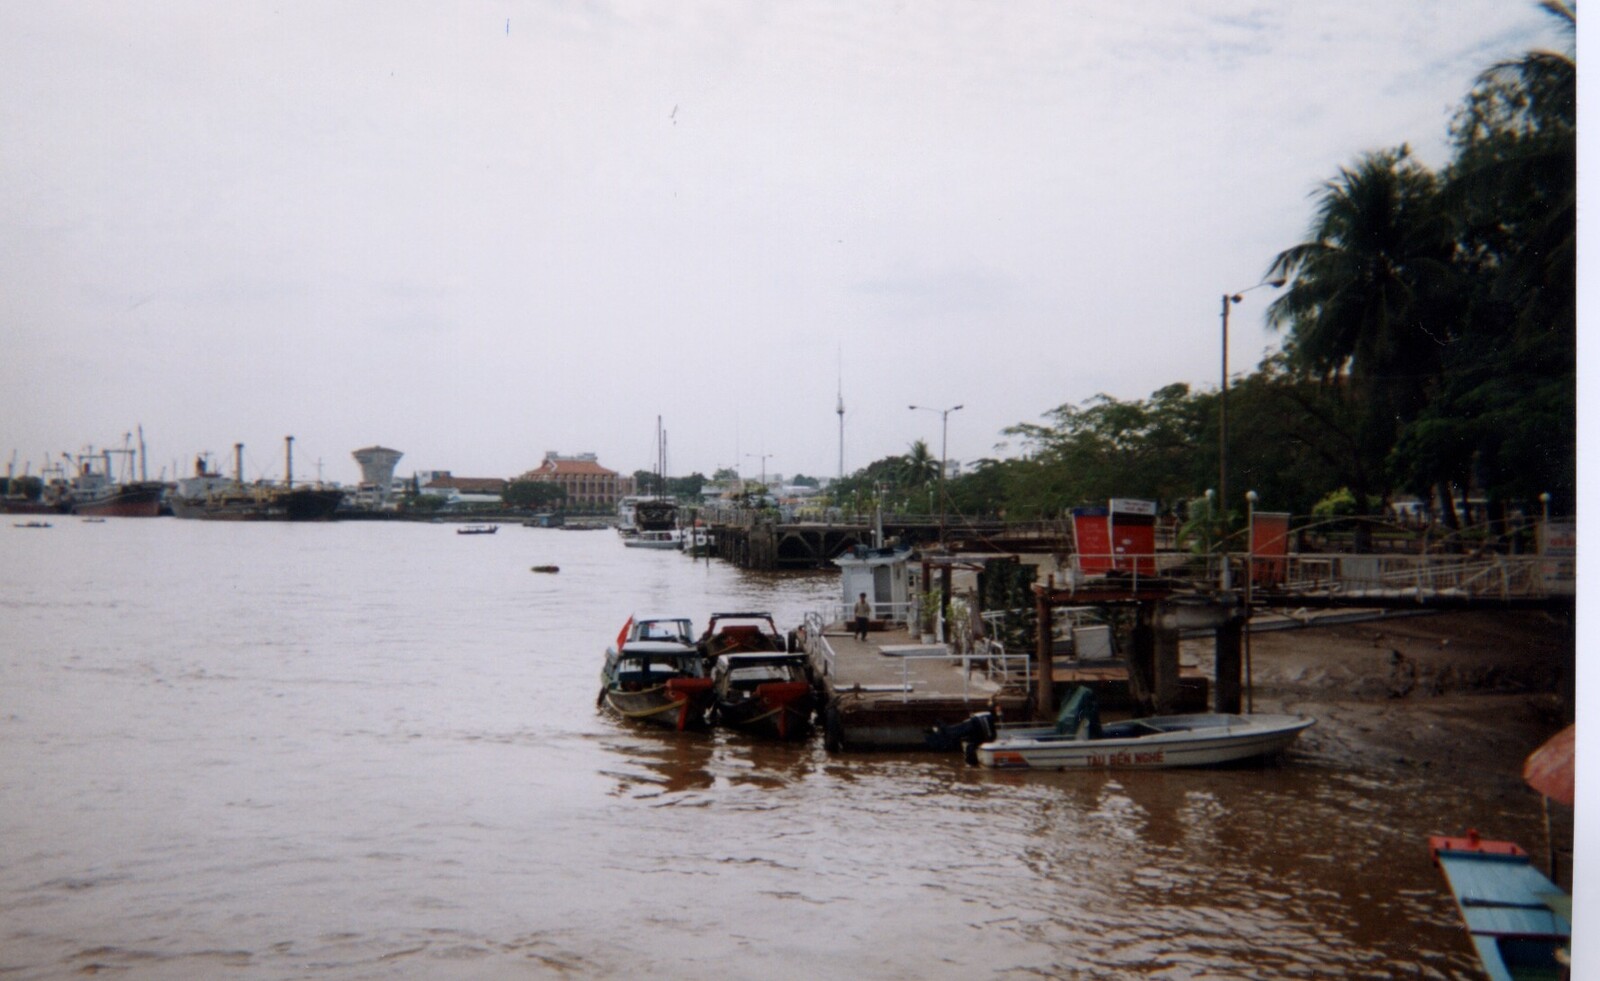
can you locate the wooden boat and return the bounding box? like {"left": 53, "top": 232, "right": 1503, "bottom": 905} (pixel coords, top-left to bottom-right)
{"left": 698, "top": 611, "right": 790, "bottom": 659}
{"left": 598, "top": 615, "right": 714, "bottom": 731}
{"left": 1429, "top": 830, "right": 1570, "bottom": 979}
{"left": 710, "top": 653, "right": 815, "bottom": 740}
{"left": 530, "top": 565, "right": 560, "bottom": 573}
{"left": 972, "top": 686, "right": 1313, "bottom": 769}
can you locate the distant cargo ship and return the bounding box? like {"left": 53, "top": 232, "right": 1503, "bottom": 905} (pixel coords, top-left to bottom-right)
{"left": 169, "top": 439, "right": 343, "bottom": 522}
{"left": 71, "top": 478, "right": 165, "bottom": 518}
{"left": 64, "top": 431, "right": 163, "bottom": 517}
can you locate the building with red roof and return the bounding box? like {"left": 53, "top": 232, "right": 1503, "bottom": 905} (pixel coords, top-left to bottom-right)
{"left": 518, "top": 452, "right": 623, "bottom": 511}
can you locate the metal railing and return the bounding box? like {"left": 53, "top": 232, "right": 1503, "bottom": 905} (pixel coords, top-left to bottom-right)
{"left": 820, "top": 600, "right": 914, "bottom": 627}
{"left": 803, "top": 608, "right": 1031, "bottom": 700}
{"left": 1053, "top": 548, "right": 1565, "bottom": 603}
{"left": 878, "top": 646, "right": 1033, "bottom": 703}
{"left": 1253, "top": 553, "right": 1562, "bottom": 601}
{"left": 803, "top": 609, "right": 838, "bottom": 680}
{"left": 970, "top": 638, "right": 1033, "bottom": 691}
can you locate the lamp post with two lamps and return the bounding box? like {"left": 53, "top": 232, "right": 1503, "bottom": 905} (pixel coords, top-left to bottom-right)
{"left": 1219, "top": 278, "right": 1285, "bottom": 587}
{"left": 744, "top": 452, "right": 772, "bottom": 491}
{"left": 909, "top": 403, "right": 962, "bottom": 544}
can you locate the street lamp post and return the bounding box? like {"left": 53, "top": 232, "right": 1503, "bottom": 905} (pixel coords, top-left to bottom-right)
{"left": 1245, "top": 489, "right": 1258, "bottom": 712}
{"left": 909, "top": 403, "right": 963, "bottom": 544}
{"left": 1219, "top": 278, "right": 1285, "bottom": 581}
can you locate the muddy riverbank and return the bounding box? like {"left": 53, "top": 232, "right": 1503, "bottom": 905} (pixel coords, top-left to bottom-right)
{"left": 1219, "top": 609, "right": 1577, "bottom": 880}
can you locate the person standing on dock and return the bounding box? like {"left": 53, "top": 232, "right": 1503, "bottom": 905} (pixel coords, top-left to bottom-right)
{"left": 853, "top": 593, "right": 871, "bottom": 641}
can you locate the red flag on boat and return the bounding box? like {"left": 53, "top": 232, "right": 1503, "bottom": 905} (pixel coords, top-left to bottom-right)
{"left": 616, "top": 617, "right": 633, "bottom": 651}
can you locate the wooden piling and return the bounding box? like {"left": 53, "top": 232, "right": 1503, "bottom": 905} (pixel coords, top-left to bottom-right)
{"left": 1034, "top": 577, "right": 1055, "bottom": 720}
{"left": 1213, "top": 616, "right": 1243, "bottom": 713}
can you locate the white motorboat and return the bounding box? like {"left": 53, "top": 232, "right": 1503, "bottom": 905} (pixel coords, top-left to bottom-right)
{"left": 622, "top": 529, "right": 683, "bottom": 549}
{"left": 971, "top": 687, "right": 1313, "bottom": 769}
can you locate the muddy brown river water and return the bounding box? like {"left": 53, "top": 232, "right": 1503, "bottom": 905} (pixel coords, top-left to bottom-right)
{"left": 0, "top": 519, "right": 1544, "bottom": 978}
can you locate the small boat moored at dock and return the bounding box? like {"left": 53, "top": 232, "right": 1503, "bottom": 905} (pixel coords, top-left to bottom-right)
{"left": 622, "top": 528, "right": 681, "bottom": 549}
{"left": 710, "top": 652, "right": 815, "bottom": 740}
{"left": 698, "top": 611, "right": 791, "bottom": 659}
{"left": 598, "top": 615, "right": 715, "bottom": 731}
{"left": 970, "top": 686, "right": 1314, "bottom": 769}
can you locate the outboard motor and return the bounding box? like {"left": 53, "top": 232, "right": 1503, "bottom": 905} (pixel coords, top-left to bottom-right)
{"left": 927, "top": 710, "right": 998, "bottom": 765}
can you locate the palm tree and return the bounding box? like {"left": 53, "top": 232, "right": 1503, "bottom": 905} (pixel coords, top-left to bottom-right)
{"left": 1448, "top": 1, "right": 1574, "bottom": 345}
{"left": 1417, "top": 0, "right": 1577, "bottom": 516}
{"left": 1264, "top": 147, "right": 1459, "bottom": 524}
{"left": 900, "top": 439, "right": 940, "bottom": 489}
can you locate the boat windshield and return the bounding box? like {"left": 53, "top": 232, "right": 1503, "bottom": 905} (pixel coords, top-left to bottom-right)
{"left": 634, "top": 619, "right": 693, "bottom": 643}
{"left": 727, "top": 664, "right": 792, "bottom": 686}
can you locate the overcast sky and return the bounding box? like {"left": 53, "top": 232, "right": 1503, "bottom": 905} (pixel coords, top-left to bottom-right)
{"left": 0, "top": 2, "right": 1574, "bottom": 486}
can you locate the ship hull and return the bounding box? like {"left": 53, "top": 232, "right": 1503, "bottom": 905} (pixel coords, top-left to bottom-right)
{"left": 0, "top": 499, "right": 65, "bottom": 515}
{"left": 70, "top": 482, "right": 164, "bottom": 518}
{"left": 170, "top": 487, "right": 343, "bottom": 521}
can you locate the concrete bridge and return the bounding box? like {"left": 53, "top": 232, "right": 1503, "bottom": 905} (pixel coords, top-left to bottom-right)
{"left": 701, "top": 510, "right": 1030, "bottom": 570}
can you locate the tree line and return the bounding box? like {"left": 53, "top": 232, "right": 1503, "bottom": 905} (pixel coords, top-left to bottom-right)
{"left": 840, "top": 3, "right": 1574, "bottom": 532}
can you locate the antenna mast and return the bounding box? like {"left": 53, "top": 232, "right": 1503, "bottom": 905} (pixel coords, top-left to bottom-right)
{"left": 836, "top": 352, "right": 845, "bottom": 484}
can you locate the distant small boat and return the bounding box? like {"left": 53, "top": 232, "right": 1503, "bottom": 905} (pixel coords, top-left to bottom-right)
{"left": 622, "top": 528, "right": 681, "bottom": 549}
{"left": 457, "top": 524, "right": 498, "bottom": 535}
{"left": 81, "top": 518, "right": 106, "bottom": 523}
{"left": 530, "top": 565, "right": 560, "bottom": 573}
{"left": 12, "top": 521, "right": 52, "bottom": 529}
{"left": 967, "top": 686, "right": 1313, "bottom": 769}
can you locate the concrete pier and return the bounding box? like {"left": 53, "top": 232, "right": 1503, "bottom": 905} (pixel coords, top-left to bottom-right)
{"left": 805, "top": 619, "right": 1031, "bottom": 751}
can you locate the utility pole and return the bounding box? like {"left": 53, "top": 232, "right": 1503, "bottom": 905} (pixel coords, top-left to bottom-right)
{"left": 909, "top": 403, "right": 962, "bottom": 544}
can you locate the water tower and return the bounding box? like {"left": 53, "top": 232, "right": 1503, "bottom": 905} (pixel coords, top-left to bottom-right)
{"left": 352, "top": 445, "right": 403, "bottom": 503}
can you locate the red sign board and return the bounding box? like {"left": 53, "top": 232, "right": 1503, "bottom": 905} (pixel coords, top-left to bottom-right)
{"left": 1108, "top": 499, "right": 1157, "bottom": 575}
{"left": 1072, "top": 508, "right": 1112, "bottom": 576}
{"left": 1250, "top": 512, "right": 1291, "bottom": 586}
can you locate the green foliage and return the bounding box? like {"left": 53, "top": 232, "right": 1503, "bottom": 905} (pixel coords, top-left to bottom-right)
{"left": 1311, "top": 488, "right": 1360, "bottom": 518}
{"left": 998, "top": 383, "right": 1213, "bottom": 516}
{"left": 901, "top": 439, "right": 939, "bottom": 488}
{"left": 405, "top": 493, "right": 448, "bottom": 513}
{"left": 1177, "top": 495, "right": 1220, "bottom": 555}
{"left": 667, "top": 472, "right": 705, "bottom": 498}
{"left": 502, "top": 480, "right": 566, "bottom": 509}
{"left": 1310, "top": 488, "right": 1383, "bottom": 519}
{"left": 980, "top": 557, "right": 1037, "bottom": 653}
{"left": 632, "top": 469, "right": 664, "bottom": 496}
